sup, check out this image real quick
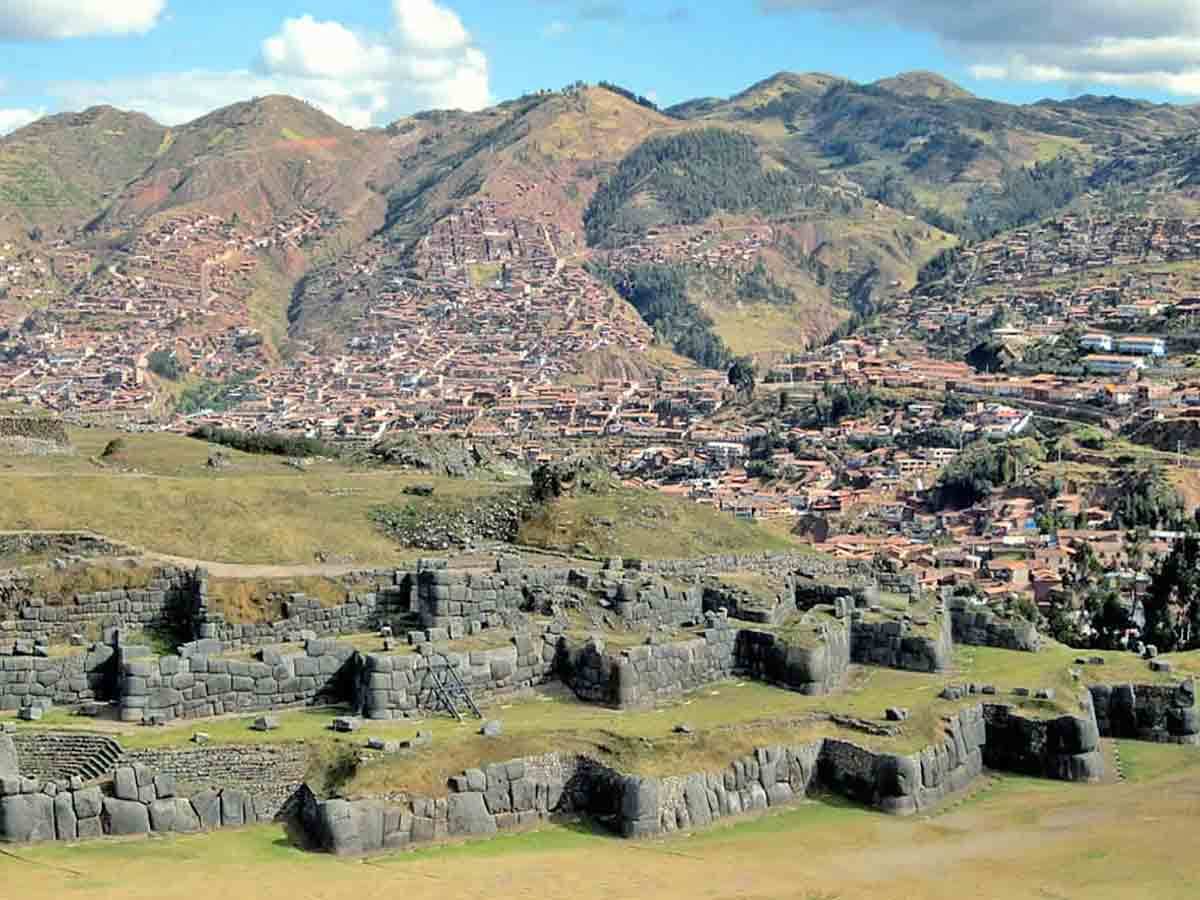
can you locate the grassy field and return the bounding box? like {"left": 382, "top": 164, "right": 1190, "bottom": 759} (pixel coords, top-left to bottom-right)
{"left": 518, "top": 487, "right": 797, "bottom": 559}
{"left": 4, "top": 750, "right": 1200, "bottom": 900}
{"left": 0, "top": 429, "right": 798, "bottom": 565}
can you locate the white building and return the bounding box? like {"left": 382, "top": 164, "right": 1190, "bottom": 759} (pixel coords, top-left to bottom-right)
{"left": 1114, "top": 336, "right": 1167, "bottom": 357}
{"left": 1084, "top": 355, "right": 1147, "bottom": 376}
{"left": 1079, "top": 333, "right": 1113, "bottom": 352}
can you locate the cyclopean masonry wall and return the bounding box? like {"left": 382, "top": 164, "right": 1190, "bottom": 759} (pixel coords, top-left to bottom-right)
{"left": 0, "top": 759, "right": 278, "bottom": 843}
{"left": 356, "top": 633, "right": 561, "bottom": 720}
{"left": 981, "top": 696, "right": 1105, "bottom": 781}
{"left": 190, "top": 569, "right": 408, "bottom": 650}
{"left": 610, "top": 577, "right": 703, "bottom": 628}
{"left": 0, "top": 567, "right": 201, "bottom": 647}
{"left": 411, "top": 559, "right": 578, "bottom": 635}
{"left": 734, "top": 617, "right": 852, "bottom": 696}
{"left": 1088, "top": 680, "right": 1198, "bottom": 745}
{"left": 560, "top": 616, "right": 739, "bottom": 709}
{"left": 850, "top": 609, "right": 952, "bottom": 673}
{"left": 947, "top": 600, "right": 1041, "bottom": 652}
{"left": 302, "top": 700, "right": 1107, "bottom": 855}
{"left": 300, "top": 752, "right": 597, "bottom": 855}
{"left": 0, "top": 644, "right": 116, "bottom": 711}
{"left": 117, "top": 639, "right": 358, "bottom": 724}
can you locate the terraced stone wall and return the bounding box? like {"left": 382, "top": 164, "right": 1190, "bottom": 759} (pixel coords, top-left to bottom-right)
{"left": 357, "top": 633, "right": 560, "bottom": 720}
{"left": 303, "top": 702, "right": 1105, "bottom": 855}
{"left": 0, "top": 761, "right": 276, "bottom": 844}
{"left": 122, "top": 744, "right": 310, "bottom": 818}
{"left": 981, "top": 697, "right": 1105, "bottom": 781}
{"left": 300, "top": 752, "right": 591, "bottom": 855}
{"left": 411, "top": 561, "right": 572, "bottom": 636}
{"left": 0, "top": 567, "right": 199, "bottom": 646}
{"left": 0, "top": 645, "right": 116, "bottom": 710}
{"left": 735, "top": 618, "right": 851, "bottom": 696}
{"left": 948, "top": 600, "right": 1040, "bottom": 652}
{"left": 850, "top": 610, "right": 952, "bottom": 673}
{"left": 116, "top": 639, "right": 358, "bottom": 724}
{"left": 1089, "top": 680, "right": 1198, "bottom": 745}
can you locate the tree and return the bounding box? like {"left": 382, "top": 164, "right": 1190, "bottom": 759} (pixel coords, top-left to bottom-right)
{"left": 728, "top": 358, "right": 756, "bottom": 401}
{"left": 1111, "top": 467, "right": 1187, "bottom": 531}
{"left": 942, "top": 393, "right": 968, "bottom": 419}
{"left": 1143, "top": 534, "right": 1200, "bottom": 651}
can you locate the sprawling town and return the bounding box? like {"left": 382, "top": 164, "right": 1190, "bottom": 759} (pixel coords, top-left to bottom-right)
{"left": 4, "top": 202, "right": 1200, "bottom": 637}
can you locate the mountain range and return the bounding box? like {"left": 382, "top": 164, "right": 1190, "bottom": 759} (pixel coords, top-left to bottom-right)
{"left": 3, "top": 70, "right": 1200, "bottom": 375}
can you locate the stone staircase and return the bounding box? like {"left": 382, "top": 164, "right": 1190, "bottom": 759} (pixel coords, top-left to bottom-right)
{"left": 11, "top": 731, "right": 124, "bottom": 782}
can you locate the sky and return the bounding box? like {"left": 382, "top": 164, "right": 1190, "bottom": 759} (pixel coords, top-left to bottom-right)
{"left": 3, "top": 0, "right": 1200, "bottom": 135}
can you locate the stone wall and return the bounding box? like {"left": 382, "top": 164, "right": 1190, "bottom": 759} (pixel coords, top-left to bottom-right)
{"left": 302, "top": 704, "right": 1068, "bottom": 854}
{"left": 411, "top": 560, "right": 569, "bottom": 636}
{"left": 981, "top": 699, "right": 1104, "bottom": 781}
{"left": 637, "top": 552, "right": 870, "bottom": 581}
{"left": 1089, "top": 680, "right": 1198, "bottom": 745}
{"left": 123, "top": 743, "right": 311, "bottom": 818}
{"left": 196, "top": 591, "right": 407, "bottom": 649}
{"left": 850, "top": 610, "right": 952, "bottom": 673}
{"left": 302, "top": 752, "right": 590, "bottom": 855}
{"left": 117, "top": 639, "right": 358, "bottom": 724}
{"left": 948, "top": 601, "right": 1041, "bottom": 652}
{"left": 701, "top": 579, "right": 796, "bottom": 626}
{"left": 619, "top": 742, "right": 823, "bottom": 837}
{"left": 0, "top": 760, "right": 276, "bottom": 844}
{"left": 558, "top": 616, "right": 739, "bottom": 709}
{"left": 610, "top": 577, "right": 703, "bottom": 628}
{"left": 0, "top": 567, "right": 199, "bottom": 647}
{"left": 0, "top": 645, "right": 115, "bottom": 711}
{"left": 818, "top": 706, "right": 986, "bottom": 815}
{"left": 735, "top": 617, "right": 851, "bottom": 696}
{"left": 357, "top": 633, "right": 560, "bottom": 720}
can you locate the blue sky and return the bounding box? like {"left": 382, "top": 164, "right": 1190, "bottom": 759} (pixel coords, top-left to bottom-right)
{"left": 2, "top": 0, "right": 1199, "bottom": 133}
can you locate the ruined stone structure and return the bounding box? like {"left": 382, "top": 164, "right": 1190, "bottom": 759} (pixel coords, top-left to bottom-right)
{"left": 299, "top": 699, "right": 1102, "bottom": 855}
{"left": 1, "top": 566, "right": 199, "bottom": 647}
{"left": 948, "top": 599, "right": 1041, "bottom": 652}
{"left": 118, "top": 639, "right": 358, "bottom": 724}
{"left": 1089, "top": 680, "right": 1198, "bottom": 745}
{"left": 735, "top": 617, "right": 851, "bottom": 696}
{"left": 850, "top": 611, "right": 952, "bottom": 673}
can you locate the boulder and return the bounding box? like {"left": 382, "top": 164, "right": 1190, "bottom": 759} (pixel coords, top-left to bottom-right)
{"left": 447, "top": 792, "right": 498, "bottom": 836}
{"left": 149, "top": 799, "right": 178, "bottom": 833}
{"left": 190, "top": 790, "right": 222, "bottom": 830}
{"left": 103, "top": 798, "right": 150, "bottom": 836}
{"left": 113, "top": 767, "right": 139, "bottom": 802}
{"left": 0, "top": 793, "right": 55, "bottom": 843}
{"left": 173, "top": 798, "right": 202, "bottom": 833}
{"left": 54, "top": 791, "right": 77, "bottom": 841}
{"left": 73, "top": 787, "right": 103, "bottom": 820}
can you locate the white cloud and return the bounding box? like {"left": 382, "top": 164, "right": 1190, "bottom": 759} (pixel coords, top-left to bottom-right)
{"left": 0, "top": 107, "right": 45, "bottom": 134}
{"left": 0, "top": 0, "right": 165, "bottom": 39}
{"left": 763, "top": 1, "right": 1200, "bottom": 96}
{"left": 542, "top": 21, "right": 572, "bottom": 38}
{"left": 393, "top": 0, "right": 470, "bottom": 51}
{"left": 50, "top": 1, "right": 489, "bottom": 128}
